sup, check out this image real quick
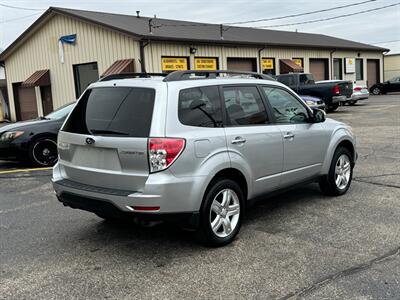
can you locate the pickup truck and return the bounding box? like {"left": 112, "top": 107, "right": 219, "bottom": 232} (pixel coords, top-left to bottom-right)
{"left": 276, "top": 73, "right": 353, "bottom": 112}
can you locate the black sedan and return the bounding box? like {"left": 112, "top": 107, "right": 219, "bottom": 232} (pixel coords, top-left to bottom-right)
{"left": 0, "top": 102, "right": 75, "bottom": 167}
{"left": 370, "top": 76, "right": 400, "bottom": 95}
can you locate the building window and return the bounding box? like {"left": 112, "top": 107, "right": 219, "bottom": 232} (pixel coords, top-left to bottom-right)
{"left": 161, "top": 57, "right": 189, "bottom": 72}
{"left": 356, "top": 58, "right": 363, "bottom": 80}
{"left": 292, "top": 58, "right": 304, "bottom": 68}
{"left": 261, "top": 58, "right": 276, "bottom": 75}
{"left": 194, "top": 57, "right": 218, "bottom": 70}
{"left": 73, "top": 62, "right": 99, "bottom": 98}
{"left": 333, "top": 58, "right": 343, "bottom": 80}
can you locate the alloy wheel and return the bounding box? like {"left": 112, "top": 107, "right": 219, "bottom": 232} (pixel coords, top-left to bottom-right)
{"left": 335, "top": 154, "right": 351, "bottom": 190}
{"left": 209, "top": 189, "right": 240, "bottom": 238}
{"left": 32, "top": 139, "right": 58, "bottom": 166}
{"left": 372, "top": 88, "right": 380, "bottom": 95}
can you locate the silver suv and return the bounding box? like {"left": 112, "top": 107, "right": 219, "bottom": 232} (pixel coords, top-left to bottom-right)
{"left": 52, "top": 71, "right": 356, "bottom": 246}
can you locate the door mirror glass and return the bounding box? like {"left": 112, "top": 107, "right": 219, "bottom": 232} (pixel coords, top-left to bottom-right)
{"left": 312, "top": 108, "right": 326, "bottom": 123}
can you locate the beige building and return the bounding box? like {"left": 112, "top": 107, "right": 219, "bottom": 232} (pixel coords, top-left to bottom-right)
{"left": 0, "top": 7, "right": 388, "bottom": 121}
{"left": 384, "top": 53, "right": 400, "bottom": 81}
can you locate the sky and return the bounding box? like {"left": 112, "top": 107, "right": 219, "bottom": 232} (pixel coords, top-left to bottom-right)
{"left": 0, "top": 0, "right": 399, "bottom": 54}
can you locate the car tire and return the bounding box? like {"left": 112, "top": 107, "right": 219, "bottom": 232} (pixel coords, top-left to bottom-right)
{"left": 319, "top": 147, "right": 353, "bottom": 196}
{"left": 349, "top": 100, "right": 358, "bottom": 106}
{"left": 327, "top": 104, "right": 339, "bottom": 112}
{"left": 29, "top": 137, "right": 58, "bottom": 167}
{"left": 197, "top": 178, "right": 244, "bottom": 247}
{"left": 372, "top": 87, "right": 381, "bottom": 95}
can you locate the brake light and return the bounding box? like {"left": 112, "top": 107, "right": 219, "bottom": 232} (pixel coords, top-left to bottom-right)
{"left": 148, "top": 138, "right": 185, "bottom": 173}
{"left": 354, "top": 87, "right": 362, "bottom": 92}
{"left": 332, "top": 85, "right": 340, "bottom": 95}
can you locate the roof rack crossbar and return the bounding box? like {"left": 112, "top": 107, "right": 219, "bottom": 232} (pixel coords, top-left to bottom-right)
{"left": 163, "top": 70, "right": 274, "bottom": 82}
{"left": 99, "top": 72, "right": 167, "bottom": 82}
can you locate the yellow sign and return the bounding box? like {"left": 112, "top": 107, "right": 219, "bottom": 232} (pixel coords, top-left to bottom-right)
{"left": 262, "top": 58, "right": 274, "bottom": 70}
{"left": 293, "top": 58, "right": 303, "bottom": 67}
{"left": 194, "top": 58, "right": 217, "bottom": 70}
{"left": 162, "top": 57, "right": 188, "bottom": 71}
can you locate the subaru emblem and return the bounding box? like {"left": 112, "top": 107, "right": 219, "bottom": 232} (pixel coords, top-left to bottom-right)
{"left": 85, "top": 137, "right": 95, "bottom": 145}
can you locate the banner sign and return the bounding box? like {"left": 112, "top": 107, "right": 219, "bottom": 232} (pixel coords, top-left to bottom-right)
{"left": 161, "top": 57, "right": 188, "bottom": 71}
{"left": 345, "top": 58, "right": 355, "bottom": 74}
{"left": 262, "top": 58, "right": 274, "bottom": 70}
{"left": 292, "top": 58, "right": 303, "bottom": 67}
{"left": 58, "top": 34, "right": 77, "bottom": 64}
{"left": 194, "top": 58, "right": 218, "bottom": 70}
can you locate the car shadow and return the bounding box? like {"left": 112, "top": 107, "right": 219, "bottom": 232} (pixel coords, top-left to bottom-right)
{"left": 65, "top": 183, "right": 326, "bottom": 258}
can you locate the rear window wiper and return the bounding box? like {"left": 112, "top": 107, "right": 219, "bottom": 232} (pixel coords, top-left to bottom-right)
{"left": 90, "top": 129, "right": 129, "bottom": 136}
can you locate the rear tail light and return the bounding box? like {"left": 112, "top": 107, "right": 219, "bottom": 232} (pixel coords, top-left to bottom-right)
{"left": 354, "top": 87, "right": 362, "bottom": 92}
{"left": 148, "top": 138, "right": 185, "bottom": 173}
{"left": 332, "top": 85, "right": 340, "bottom": 95}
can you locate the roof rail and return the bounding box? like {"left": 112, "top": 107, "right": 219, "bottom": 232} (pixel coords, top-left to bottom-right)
{"left": 99, "top": 72, "right": 167, "bottom": 82}
{"left": 163, "top": 70, "right": 275, "bottom": 82}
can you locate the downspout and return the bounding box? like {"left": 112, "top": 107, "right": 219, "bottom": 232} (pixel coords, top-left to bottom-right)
{"left": 330, "top": 49, "right": 336, "bottom": 80}
{"left": 258, "top": 46, "right": 266, "bottom": 73}
{"left": 139, "top": 40, "right": 150, "bottom": 73}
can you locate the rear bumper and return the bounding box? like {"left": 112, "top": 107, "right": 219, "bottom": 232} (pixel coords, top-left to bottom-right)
{"left": 351, "top": 93, "right": 369, "bottom": 100}
{"left": 332, "top": 95, "right": 347, "bottom": 103}
{"left": 52, "top": 162, "right": 207, "bottom": 224}
{"left": 56, "top": 191, "right": 200, "bottom": 228}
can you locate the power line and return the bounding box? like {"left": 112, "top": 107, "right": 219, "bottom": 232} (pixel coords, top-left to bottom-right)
{"left": 225, "top": 0, "right": 378, "bottom": 25}
{"left": 0, "top": 3, "right": 45, "bottom": 11}
{"left": 0, "top": 12, "right": 42, "bottom": 24}
{"left": 255, "top": 3, "right": 400, "bottom": 28}
{"left": 371, "top": 39, "right": 400, "bottom": 44}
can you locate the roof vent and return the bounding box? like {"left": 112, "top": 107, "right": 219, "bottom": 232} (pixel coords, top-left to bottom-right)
{"left": 136, "top": 11, "right": 140, "bottom": 18}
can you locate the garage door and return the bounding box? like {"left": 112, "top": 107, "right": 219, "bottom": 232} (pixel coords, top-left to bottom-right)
{"left": 309, "top": 59, "right": 329, "bottom": 81}
{"left": 367, "top": 59, "right": 379, "bottom": 88}
{"left": 227, "top": 58, "right": 257, "bottom": 72}
{"left": 17, "top": 86, "right": 37, "bottom": 121}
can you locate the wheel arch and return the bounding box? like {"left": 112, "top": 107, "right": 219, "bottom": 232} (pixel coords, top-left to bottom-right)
{"left": 202, "top": 168, "right": 249, "bottom": 210}
{"left": 321, "top": 128, "right": 356, "bottom": 174}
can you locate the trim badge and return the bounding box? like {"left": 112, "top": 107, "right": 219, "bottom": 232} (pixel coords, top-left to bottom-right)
{"left": 85, "top": 137, "right": 95, "bottom": 145}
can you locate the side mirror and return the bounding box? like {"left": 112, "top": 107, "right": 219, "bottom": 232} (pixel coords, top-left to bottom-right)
{"left": 312, "top": 108, "right": 326, "bottom": 123}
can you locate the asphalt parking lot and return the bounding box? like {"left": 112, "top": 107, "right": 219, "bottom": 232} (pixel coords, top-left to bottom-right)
{"left": 1, "top": 94, "right": 399, "bottom": 299}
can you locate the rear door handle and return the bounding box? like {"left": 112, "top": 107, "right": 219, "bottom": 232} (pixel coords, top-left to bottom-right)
{"left": 231, "top": 137, "right": 246, "bottom": 145}
{"left": 283, "top": 132, "right": 295, "bottom": 140}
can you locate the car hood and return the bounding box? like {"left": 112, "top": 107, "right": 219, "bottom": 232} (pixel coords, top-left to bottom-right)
{"left": 0, "top": 118, "right": 52, "bottom": 133}
{"left": 325, "top": 118, "right": 345, "bottom": 126}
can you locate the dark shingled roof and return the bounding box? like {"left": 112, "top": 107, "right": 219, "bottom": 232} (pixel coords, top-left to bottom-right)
{"left": 0, "top": 7, "right": 389, "bottom": 60}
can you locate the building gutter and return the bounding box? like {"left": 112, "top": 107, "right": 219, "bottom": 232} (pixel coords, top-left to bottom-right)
{"left": 139, "top": 40, "right": 150, "bottom": 72}
{"left": 258, "top": 46, "right": 266, "bottom": 73}
{"left": 330, "top": 49, "right": 336, "bottom": 79}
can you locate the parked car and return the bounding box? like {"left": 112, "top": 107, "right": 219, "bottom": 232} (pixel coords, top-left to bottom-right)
{"left": 53, "top": 70, "right": 357, "bottom": 246}
{"left": 370, "top": 76, "right": 400, "bottom": 95}
{"left": 299, "top": 95, "right": 326, "bottom": 111}
{"left": 0, "top": 102, "right": 75, "bottom": 166}
{"left": 277, "top": 73, "right": 353, "bottom": 112}
{"left": 349, "top": 83, "right": 369, "bottom": 105}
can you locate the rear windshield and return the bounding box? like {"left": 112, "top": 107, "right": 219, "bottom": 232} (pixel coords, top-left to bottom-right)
{"left": 62, "top": 87, "right": 155, "bottom": 137}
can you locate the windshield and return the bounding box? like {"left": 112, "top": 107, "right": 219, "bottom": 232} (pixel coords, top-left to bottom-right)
{"left": 45, "top": 103, "right": 75, "bottom": 120}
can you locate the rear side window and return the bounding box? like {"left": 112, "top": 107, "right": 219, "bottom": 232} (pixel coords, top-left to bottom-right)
{"left": 178, "top": 86, "right": 222, "bottom": 127}
{"left": 222, "top": 86, "right": 269, "bottom": 126}
{"left": 62, "top": 87, "right": 155, "bottom": 137}
{"left": 277, "top": 75, "right": 295, "bottom": 86}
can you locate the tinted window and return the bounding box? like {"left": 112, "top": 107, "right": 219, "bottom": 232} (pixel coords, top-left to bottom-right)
{"left": 223, "top": 86, "right": 268, "bottom": 125}
{"left": 299, "top": 74, "right": 315, "bottom": 85}
{"left": 277, "top": 75, "right": 295, "bottom": 86}
{"left": 262, "top": 87, "right": 309, "bottom": 123}
{"left": 178, "top": 86, "right": 222, "bottom": 127}
{"left": 63, "top": 87, "right": 155, "bottom": 137}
